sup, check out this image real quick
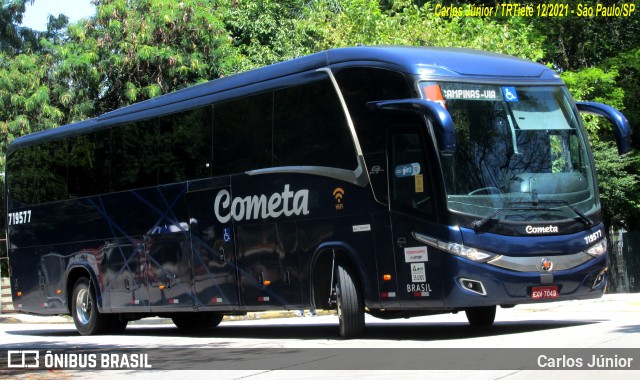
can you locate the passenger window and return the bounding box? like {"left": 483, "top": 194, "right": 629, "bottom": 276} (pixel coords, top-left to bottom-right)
{"left": 158, "top": 107, "right": 213, "bottom": 184}
{"left": 212, "top": 93, "right": 272, "bottom": 176}
{"left": 273, "top": 79, "right": 358, "bottom": 170}
{"left": 9, "top": 140, "right": 69, "bottom": 204}
{"left": 111, "top": 121, "right": 158, "bottom": 191}
{"left": 68, "top": 131, "right": 111, "bottom": 198}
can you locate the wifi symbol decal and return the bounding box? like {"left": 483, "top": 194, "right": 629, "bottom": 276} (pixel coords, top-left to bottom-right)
{"left": 333, "top": 188, "right": 345, "bottom": 210}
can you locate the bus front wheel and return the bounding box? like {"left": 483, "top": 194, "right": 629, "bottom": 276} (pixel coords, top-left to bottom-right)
{"left": 335, "top": 264, "right": 365, "bottom": 338}
{"left": 71, "top": 277, "right": 110, "bottom": 335}
{"left": 465, "top": 306, "right": 496, "bottom": 327}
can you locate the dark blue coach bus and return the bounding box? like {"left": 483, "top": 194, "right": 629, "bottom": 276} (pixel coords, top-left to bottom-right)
{"left": 5, "top": 46, "right": 631, "bottom": 337}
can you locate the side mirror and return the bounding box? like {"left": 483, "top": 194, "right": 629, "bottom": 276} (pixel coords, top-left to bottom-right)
{"left": 576, "top": 102, "right": 631, "bottom": 155}
{"left": 367, "top": 99, "right": 456, "bottom": 154}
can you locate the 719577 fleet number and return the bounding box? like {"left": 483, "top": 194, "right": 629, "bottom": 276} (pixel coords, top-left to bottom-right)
{"left": 8, "top": 210, "right": 32, "bottom": 226}
{"left": 584, "top": 229, "right": 602, "bottom": 244}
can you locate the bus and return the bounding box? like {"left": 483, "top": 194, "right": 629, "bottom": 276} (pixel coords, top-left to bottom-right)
{"left": 5, "top": 46, "right": 631, "bottom": 337}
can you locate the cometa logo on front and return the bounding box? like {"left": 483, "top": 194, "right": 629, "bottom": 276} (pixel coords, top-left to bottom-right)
{"left": 214, "top": 185, "right": 310, "bottom": 223}
{"left": 525, "top": 225, "right": 559, "bottom": 234}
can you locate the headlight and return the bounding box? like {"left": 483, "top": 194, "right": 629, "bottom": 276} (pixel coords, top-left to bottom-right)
{"left": 585, "top": 239, "right": 607, "bottom": 257}
{"left": 446, "top": 243, "right": 495, "bottom": 262}
{"left": 413, "top": 232, "right": 496, "bottom": 262}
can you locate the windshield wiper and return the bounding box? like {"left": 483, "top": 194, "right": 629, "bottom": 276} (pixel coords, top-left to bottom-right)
{"left": 471, "top": 202, "right": 525, "bottom": 231}
{"left": 530, "top": 199, "right": 594, "bottom": 226}
{"left": 471, "top": 199, "right": 593, "bottom": 231}
{"left": 471, "top": 208, "right": 504, "bottom": 231}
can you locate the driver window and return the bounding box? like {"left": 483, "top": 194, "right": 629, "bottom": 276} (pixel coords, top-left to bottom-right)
{"left": 389, "top": 130, "right": 433, "bottom": 215}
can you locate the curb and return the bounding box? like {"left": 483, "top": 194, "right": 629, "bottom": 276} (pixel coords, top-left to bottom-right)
{"left": 1, "top": 294, "right": 637, "bottom": 324}
{"left": 0, "top": 310, "right": 334, "bottom": 324}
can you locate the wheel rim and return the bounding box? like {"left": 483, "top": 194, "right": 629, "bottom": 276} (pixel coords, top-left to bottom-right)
{"left": 75, "top": 288, "right": 91, "bottom": 326}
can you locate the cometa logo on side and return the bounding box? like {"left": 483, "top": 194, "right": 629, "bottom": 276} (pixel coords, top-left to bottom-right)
{"left": 214, "top": 185, "right": 310, "bottom": 223}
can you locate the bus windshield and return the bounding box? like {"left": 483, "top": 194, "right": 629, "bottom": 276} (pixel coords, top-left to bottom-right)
{"left": 420, "top": 82, "right": 598, "bottom": 224}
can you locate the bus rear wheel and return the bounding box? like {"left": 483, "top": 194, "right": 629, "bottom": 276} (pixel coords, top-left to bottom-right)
{"left": 465, "top": 306, "right": 496, "bottom": 327}
{"left": 172, "top": 312, "right": 224, "bottom": 331}
{"left": 335, "top": 264, "right": 365, "bottom": 338}
{"left": 71, "top": 277, "right": 110, "bottom": 335}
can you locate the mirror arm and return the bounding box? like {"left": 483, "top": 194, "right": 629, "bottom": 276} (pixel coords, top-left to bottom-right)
{"left": 576, "top": 101, "right": 631, "bottom": 155}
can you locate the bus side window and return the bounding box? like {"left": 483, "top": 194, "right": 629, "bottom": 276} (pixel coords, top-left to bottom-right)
{"left": 111, "top": 121, "right": 158, "bottom": 191}
{"left": 7, "top": 147, "right": 36, "bottom": 206}
{"left": 158, "top": 107, "right": 213, "bottom": 184}
{"left": 273, "top": 79, "right": 358, "bottom": 170}
{"left": 68, "top": 131, "right": 111, "bottom": 198}
{"left": 212, "top": 93, "right": 272, "bottom": 176}
{"left": 11, "top": 140, "right": 70, "bottom": 204}
{"left": 389, "top": 130, "right": 434, "bottom": 215}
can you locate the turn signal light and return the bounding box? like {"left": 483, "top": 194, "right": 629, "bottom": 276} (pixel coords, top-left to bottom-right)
{"left": 383, "top": 274, "right": 392, "bottom": 281}
{"left": 159, "top": 285, "right": 165, "bottom": 290}
{"left": 263, "top": 280, "right": 271, "bottom": 286}
{"left": 16, "top": 291, "right": 22, "bottom": 297}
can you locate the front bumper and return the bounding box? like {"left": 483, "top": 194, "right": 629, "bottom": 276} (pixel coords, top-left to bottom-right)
{"left": 441, "top": 253, "right": 607, "bottom": 308}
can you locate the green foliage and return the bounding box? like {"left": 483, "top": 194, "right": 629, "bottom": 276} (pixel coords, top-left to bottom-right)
{"left": 0, "top": 52, "right": 64, "bottom": 167}
{"left": 0, "top": 0, "right": 34, "bottom": 54}
{"left": 57, "top": 0, "right": 240, "bottom": 114}
{"left": 605, "top": 48, "right": 640, "bottom": 138}
{"left": 591, "top": 141, "right": 640, "bottom": 230}
{"left": 560, "top": 67, "right": 625, "bottom": 140}
{"left": 530, "top": 0, "right": 640, "bottom": 71}
{"left": 266, "top": 0, "right": 543, "bottom": 60}
{"left": 222, "top": 0, "right": 545, "bottom": 71}
{"left": 223, "top": 0, "right": 317, "bottom": 69}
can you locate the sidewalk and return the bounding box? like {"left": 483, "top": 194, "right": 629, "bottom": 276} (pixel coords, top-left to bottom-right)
{"left": 1, "top": 293, "right": 638, "bottom": 324}
{"left": 0, "top": 309, "right": 332, "bottom": 324}
{"left": 0, "top": 313, "right": 72, "bottom": 324}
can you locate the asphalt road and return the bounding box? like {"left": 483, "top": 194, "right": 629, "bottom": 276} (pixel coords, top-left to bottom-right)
{"left": 0, "top": 294, "right": 638, "bottom": 379}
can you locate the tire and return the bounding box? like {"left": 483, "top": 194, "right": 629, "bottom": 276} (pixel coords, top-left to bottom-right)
{"left": 71, "top": 277, "right": 110, "bottom": 335}
{"left": 335, "top": 264, "right": 365, "bottom": 338}
{"left": 172, "top": 312, "right": 224, "bottom": 331}
{"left": 465, "top": 306, "right": 496, "bottom": 327}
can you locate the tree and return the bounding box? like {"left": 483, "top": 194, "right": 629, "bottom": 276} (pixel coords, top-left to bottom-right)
{"left": 0, "top": 0, "right": 74, "bottom": 169}
{"left": 0, "top": 0, "right": 35, "bottom": 54}
{"left": 222, "top": 0, "right": 319, "bottom": 70}
{"left": 219, "top": 0, "right": 547, "bottom": 81}
{"left": 48, "top": 0, "right": 240, "bottom": 117}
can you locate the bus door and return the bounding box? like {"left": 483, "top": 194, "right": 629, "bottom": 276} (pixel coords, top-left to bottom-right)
{"left": 387, "top": 121, "right": 443, "bottom": 306}
{"left": 187, "top": 178, "right": 239, "bottom": 307}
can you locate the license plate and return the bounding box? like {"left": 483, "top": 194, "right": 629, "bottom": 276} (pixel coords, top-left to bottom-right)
{"left": 531, "top": 285, "right": 558, "bottom": 300}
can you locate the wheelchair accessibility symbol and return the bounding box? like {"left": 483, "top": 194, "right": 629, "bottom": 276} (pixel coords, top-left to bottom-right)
{"left": 223, "top": 227, "right": 232, "bottom": 243}
{"left": 502, "top": 86, "right": 519, "bottom": 102}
